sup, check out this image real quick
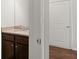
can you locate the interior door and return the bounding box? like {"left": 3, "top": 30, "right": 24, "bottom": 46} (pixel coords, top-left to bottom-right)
{"left": 29, "top": 0, "right": 49, "bottom": 59}
{"left": 29, "top": 0, "right": 42, "bottom": 59}
{"left": 49, "top": 1, "right": 71, "bottom": 49}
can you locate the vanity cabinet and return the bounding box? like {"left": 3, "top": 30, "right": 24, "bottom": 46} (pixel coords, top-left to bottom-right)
{"left": 2, "top": 33, "right": 29, "bottom": 59}
{"left": 2, "top": 40, "right": 14, "bottom": 59}
{"left": 15, "top": 43, "right": 28, "bottom": 59}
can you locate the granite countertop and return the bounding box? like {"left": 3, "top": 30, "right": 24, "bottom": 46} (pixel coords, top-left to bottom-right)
{"left": 1, "top": 26, "right": 29, "bottom": 36}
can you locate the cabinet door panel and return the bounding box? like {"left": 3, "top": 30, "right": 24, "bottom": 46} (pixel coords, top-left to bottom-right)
{"left": 15, "top": 43, "right": 28, "bottom": 59}
{"left": 2, "top": 40, "right": 14, "bottom": 59}
{"left": 2, "top": 33, "right": 14, "bottom": 41}
{"left": 15, "top": 35, "right": 28, "bottom": 45}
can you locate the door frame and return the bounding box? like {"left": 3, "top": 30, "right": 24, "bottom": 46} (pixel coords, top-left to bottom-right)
{"left": 42, "top": 0, "right": 77, "bottom": 58}
{"left": 71, "top": 0, "right": 77, "bottom": 50}
{"left": 43, "top": 0, "right": 77, "bottom": 58}
{"left": 29, "top": 0, "right": 49, "bottom": 59}
{"left": 41, "top": 0, "right": 49, "bottom": 59}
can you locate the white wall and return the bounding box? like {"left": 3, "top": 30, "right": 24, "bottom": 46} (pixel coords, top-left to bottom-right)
{"left": 15, "top": 0, "right": 29, "bottom": 27}
{"left": 1, "top": 0, "right": 14, "bottom": 27}
{"left": 1, "top": 0, "right": 29, "bottom": 27}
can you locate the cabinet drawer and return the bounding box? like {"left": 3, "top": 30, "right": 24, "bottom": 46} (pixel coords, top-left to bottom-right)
{"left": 2, "top": 33, "right": 14, "bottom": 41}
{"left": 15, "top": 35, "right": 28, "bottom": 45}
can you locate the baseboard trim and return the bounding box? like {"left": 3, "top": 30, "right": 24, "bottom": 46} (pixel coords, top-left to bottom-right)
{"left": 72, "top": 48, "right": 77, "bottom": 51}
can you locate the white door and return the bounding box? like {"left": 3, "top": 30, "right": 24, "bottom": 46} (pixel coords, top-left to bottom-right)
{"left": 29, "top": 0, "right": 42, "bottom": 59}
{"left": 49, "top": 1, "right": 71, "bottom": 49}
{"left": 29, "top": 0, "right": 49, "bottom": 59}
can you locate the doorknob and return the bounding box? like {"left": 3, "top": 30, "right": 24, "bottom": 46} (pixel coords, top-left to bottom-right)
{"left": 37, "top": 38, "right": 41, "bottom": 45}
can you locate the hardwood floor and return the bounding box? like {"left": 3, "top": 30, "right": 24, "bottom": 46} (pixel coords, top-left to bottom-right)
{"left": 49, "top": 46, "right": 77, "bottom": 59}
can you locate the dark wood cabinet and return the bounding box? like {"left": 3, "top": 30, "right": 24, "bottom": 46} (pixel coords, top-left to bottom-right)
{"left": 15, "top": 43, "right": 28, "bottom": 59}
{"left": 2, "top": 33, "right": 29, "bottom": 59}
{"left": 2, "top": 40, "right": 14, "bottom": 59}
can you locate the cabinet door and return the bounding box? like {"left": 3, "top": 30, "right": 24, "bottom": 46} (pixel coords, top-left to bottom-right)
{"left": 2, "top": 40, "right": 14, "bottom": 59}
{"left": 15, "top": 43, "right": 28, "bottom": 59}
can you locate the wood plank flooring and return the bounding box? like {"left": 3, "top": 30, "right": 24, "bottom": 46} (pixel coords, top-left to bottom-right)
{"left": 49, "top": 46, "right": 77, "bottom": 59}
